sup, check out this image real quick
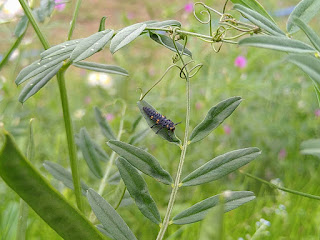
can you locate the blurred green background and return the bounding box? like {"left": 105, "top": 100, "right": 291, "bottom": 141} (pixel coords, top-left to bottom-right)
{"left": 1, "top": 0, "right": 320, "bottom": 239}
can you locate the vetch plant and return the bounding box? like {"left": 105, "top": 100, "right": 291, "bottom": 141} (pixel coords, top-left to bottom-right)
{"left": 6, "top": 0, "right": 320, "bottom": 239}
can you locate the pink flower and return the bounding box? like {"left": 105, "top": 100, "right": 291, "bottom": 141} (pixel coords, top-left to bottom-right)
{"left": 55, "top": 0, "right": 66, "bottom": 11}
{"left": 184, "top": 3, "right": 193, "bottom": 13}
{"left": 223, "top": 125, "right": 231, "bottom": 135}
{"left": 195, "top": 102, "right": 203, "bottom": 110}
{"left": 84, "top": 96, "right": 91, "bottom": 105}
{"left": 127, "top": 12, "right": 135, "bottom": 20}
{"left": 315, "top": 109, "right": 320, "bottom": 117}
{"left": 278, "top": 149, "right": 287, "bottom": 159}
{"left": 234, "top": 56, "right": 247, "bottom": 68}
{"left": 105, "top": 113, "right": 114, "bottom": 121}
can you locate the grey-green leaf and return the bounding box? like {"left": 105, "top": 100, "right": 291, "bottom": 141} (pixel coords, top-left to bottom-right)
{"left": 189, "top": 97, "right": 242, "bottom": 143}
{"left": 116, "top": 157, "right": 161, "bottom": 224}
{"left": 300, "top": 139, "right": 320, "bottom": 158}
{"left": 287, "top": 54, "right": 320, "bottom": 85}
{"left": 137, "top": 100, "right": 181, "bottom": 145}
{"left": 182, "top": 148, "right": 261, "bottom": 186}
{"left": 147, "top": 20, "right": 181, "bottom": 28}
{"left": 239, "top": 36, "right": 316, "bottom": 53}
{"left": 230, "top": 0, "right": 275, "bottom": 23}
{"left": 87, "top": 189, "right": 138, "bottom": 240}
{"left": 16, "top": 53, "right": 69, "bottom": 85}
{"left": 107, "top": 140, "right": 173, "bottom": 185}
{"left": 70, "top": 30, "right": 114, "bottom": 62}
{"left": 292, "top": 17, "right": 320, "bottom": 52}
{"left": 110, "top": 23, "right": 147, "bottom": 54}
{"left": 14, "top": 15, "right": 28, "bottom": 38}
{"left": 94, "top": 107, "right": 116, "bottom": 140}
{"left": 172, "top": 191, "right": 255, "bottom": 225}
{"left": 287, "top": 0, "right": 320, "bottom": 34}
{"left": 43, "top": 161, "right": 89, "bottom": 195}
{"left": 40, "top": 39, "right": 81, "bottom": 59}
{"left": 149, "top": 32, "right": 192, "bottom": 57}
{"left": 78, "top": 128, "right": 103, "bottom": 178}
{"left": 73, "top": 61, "right": 128, "bottom": 76}
{"left": 96, "top": 224, "right": 113, "bottom": 239}
{"left": 233, "top": 4, "right": 285, "bottom": 36}
{"left": 18, "top": 62, "right": 63, "bottom": 103}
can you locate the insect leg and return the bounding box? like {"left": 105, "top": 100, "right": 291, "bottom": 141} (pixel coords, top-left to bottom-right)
{"left": 151, "top": 123, "right": 157, "bottom": 128}
{"left": 156, "top": 126, "right": 164, "bottom": 134}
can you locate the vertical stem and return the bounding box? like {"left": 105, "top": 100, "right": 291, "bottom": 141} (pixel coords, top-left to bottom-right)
{"left": 67, "top": 0, "right": 82, "bottom": 40}
{"left": 16, "top": 199, "right": 29, "bottom": 240}
{"left": 57, "top": 71, "right": 84, "bottom": 211}
{"left": 18, "top": 0, "right": 85, "bottom": 211}
{"left": 18, "top": 0, "right": 50, "bottom": 49}
{"left": 156, "top": 59, "right": 191, "bottom": 239}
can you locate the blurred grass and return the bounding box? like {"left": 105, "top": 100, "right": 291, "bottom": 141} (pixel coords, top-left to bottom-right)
{"left": 1, "top": 0, "right": 320, "bottom": 239}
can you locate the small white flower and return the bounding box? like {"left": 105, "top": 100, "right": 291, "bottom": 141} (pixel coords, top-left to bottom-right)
{"left": 87, "top": 72, "right": 113, "bottom": 89}
{"left": 74, "top": 109, "right": 85, "bottom": 119}
{"left": 0, "top": 0, "right": 23, "bottom": 23}
{"left": 223, "top": 190, "right": 232, "bottom": 198}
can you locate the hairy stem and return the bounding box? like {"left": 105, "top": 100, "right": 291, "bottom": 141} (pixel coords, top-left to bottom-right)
{"left": 156, "top": 38, "right": 191, "bottom": 239}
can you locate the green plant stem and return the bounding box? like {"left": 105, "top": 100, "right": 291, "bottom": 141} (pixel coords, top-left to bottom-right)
{"left": 18, "top": 0, "right": 50, "bottom": 49}
{"left": 241, "top": 171, "right": 320, "bottom": 200}
{"left": 156, "top": 41, "right": 191, "bottom": 239}
{"left": 18, "top": 0, "right": 84, "bottom": 212}
{"left": 56, "top": 71, "right": 84, "bottom": 211}
{"left": 0, "top": 29, "right": 26, "bottom": 71}
{"left": 67, "top": 0, "right": 82, "bottom": 40}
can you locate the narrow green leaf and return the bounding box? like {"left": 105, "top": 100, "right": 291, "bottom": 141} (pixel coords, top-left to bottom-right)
{"left": 40, "top": 39, "right": 81, "bottom": 59}
{"left": 73, "top": 61, "right": 129, "bottom": 76}
{"left": 87, "top": 188, "right": 138, "bottom": 240}
{"left": 233, "top": 4, "right": 285, "bottom": 36}
{"left": 108, "top": 171, "right": 121, "bottom": 185}
{"left": 239, "top": 36, "right": 316, "bottom": 53}
{"left": 14, "top": 15, "right": 28, "bottom": 38}
{"left": 94, "top": 107, "right": 116, "bottom": 140}
{"left": 43, "top": 161, "right": 89, "bottom": 195}
{"left": 116, "top": 157, "right": 161, "bottom": 224}
{"left": 130, "top": 116, "right": 142, "bottom": 133}
{"left": 107, "top": 140, "right": 173, "bottom": 185}
{"left": 70, "top": 30, "right": 114, "bottom": 62}
{"left": 292, "top": 17, "right": 320, "bottom": 52}
{"left": 0, "top": 132, "right": 106, "bottom": 240}
{"left": 147, "top": 20, "right": 181, "bottom": 28}
{"left": 230, "top": 0, "right": 275, "bottom": 23}
{"left": 128, "top": 128, "right": 150, "bottom": 145}
{"left": 287, "top": 54, "right": 320, "bottom": 85}
{"left": 92, "top": 141, "right": 109, "bottom": 162}
{"left": 78, "top": 128, "right": 103, "bottom": 178}
{"left": 300, "top": 139, "right": 320, "bottom": 158}
{"left": 137, "top": 100, "right": 181, "bottom": 145}
{"left": 15, "top": 53, "right": 69, "bottom": 85}
{"left": 110, "top": 23, "right": 147, "bottom": 54}
{"left": 189, "top": 97, "right": 242, "bottom": 143}
{"left": 99, "top": 17, "right": 107, "bottom": 31}
{"left": 172, "top": 191, "right": 255, "bottom": 225}
{"left": 287, "top": 0, "right": 320, "bottom": 34}
{"left": 182, "top": 148, "right": 261, "bottom": 186}
{"left": 149, "top": 32, "right": 192, "bottom": 57}
{"left": 96, "top": 224, "right": 113, "bottom": 239}
{"left": 18, "top": 62, "right": 63, "bottom": 103}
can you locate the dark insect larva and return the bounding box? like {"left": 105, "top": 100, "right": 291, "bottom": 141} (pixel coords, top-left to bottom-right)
{"left": 143, "top": 107, "right": 181, "bottom": 134}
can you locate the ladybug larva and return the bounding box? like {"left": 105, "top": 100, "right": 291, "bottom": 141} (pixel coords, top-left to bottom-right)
{"left": 143, "top": 107, "right": 181, "bottom": 134}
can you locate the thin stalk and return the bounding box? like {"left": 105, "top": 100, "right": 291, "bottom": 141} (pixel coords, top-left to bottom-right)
{"left": 156, "top": 38, "right": 191, "bottom": 240}
{"left": 18, "top": 0, "right": 50, "bottom": 49}
{"left": 0, "top": 29, "right": 27, "bottom": 71}
{"left": 56, "top": 71, "right": 84, "bottom": 211}
{"left": 67, "top": 0, "right": 82, "bottom": 40}
{"left": 16, "top": 199, "right": 28, "bottom": 240}
{"left": 18, "top": 0, "right": 85, "bottom": 211}
{"left": 241, "top": 171, "right": 320, "bottom": 200}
